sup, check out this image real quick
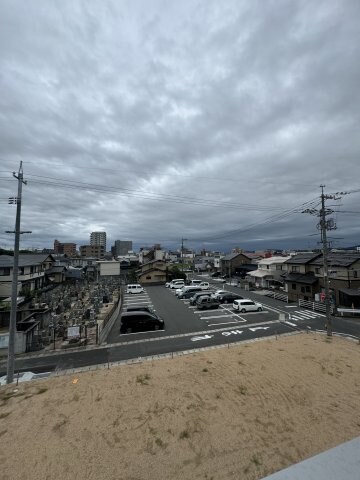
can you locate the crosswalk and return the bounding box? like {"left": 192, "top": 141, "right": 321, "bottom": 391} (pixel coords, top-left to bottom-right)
{"left": 288, "top": 310, "right": 325, "bottom": 321}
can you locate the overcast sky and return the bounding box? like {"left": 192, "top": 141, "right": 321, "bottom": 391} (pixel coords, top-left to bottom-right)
{"left": 1, "top": 0, "right": 360, "bottom": 253}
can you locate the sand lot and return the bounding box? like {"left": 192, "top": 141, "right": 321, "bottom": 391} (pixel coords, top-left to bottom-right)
{"left": 1, "top": 332, "right": 359, "bottom": 480}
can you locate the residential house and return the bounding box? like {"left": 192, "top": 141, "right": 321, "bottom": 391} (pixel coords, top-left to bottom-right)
{"left": 282, "top": 252, "right": 360, "bottom": 305}
{"left": 136, "top": 259, "right": 167, "bottom": 285}
{"left": 220, "top": 252, "right": 252, "bottom": 277}
{"left": 0, "top": 254, "right": 55, "bottom": 298}
{"left": 247, "top": 256, "right": 291, "bottom": 288}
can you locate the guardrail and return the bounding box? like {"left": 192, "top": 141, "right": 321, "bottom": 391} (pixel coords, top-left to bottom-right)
{"left": 337, "top": 308, "right": 360, "bottom": 317}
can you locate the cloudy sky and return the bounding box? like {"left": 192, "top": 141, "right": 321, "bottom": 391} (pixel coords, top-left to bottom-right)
{"left": 1, "top": 0, "right": 360, "bottom": 253}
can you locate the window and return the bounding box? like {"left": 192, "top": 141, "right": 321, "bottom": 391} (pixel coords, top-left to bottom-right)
{"left": 291, "top": 266, "right": 300, "bottom": 272}
{"left": 301, "top": 286, "right": 305, "bottom": 293}
{"left": 292, "top": 283, "right": 296, "bottom": 290}
{"left": 0, "top": 267, "right": 11, "bottom": 276}
{"left": 306, "top": 286, "right": 311, "bottom": 292}
{"left": 354, "top": 271, "right": 358, "bottom": 279}
{"left": 315, "top": 267, "right": 320, "bottom": 274}
{"left": 276, "top": 265, "right": 282, "bottom": 271}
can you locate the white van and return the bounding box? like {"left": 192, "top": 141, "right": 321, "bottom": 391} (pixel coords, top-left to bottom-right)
{"left": 126, "top": 284, "right": 144, "bottom": 294}
{"left": 166, "top": 278, "right": 185, "bottom": 288}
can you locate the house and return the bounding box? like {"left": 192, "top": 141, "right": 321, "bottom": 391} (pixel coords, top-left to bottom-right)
{"left": 220, "top": 253, "right": 252, "bottom": 276}
{"left": 0, "top": 254, "right": 55, "bottom": 299}
{"left": 136, "top": 260, "right": 167, "bottom": 285}
{"left": 282, "top": 252, "right": 360, "bottom": 305}
{"left": 247, "top": 256, "right": 291, "bottom": 288}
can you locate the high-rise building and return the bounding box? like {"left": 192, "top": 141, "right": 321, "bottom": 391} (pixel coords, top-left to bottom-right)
{"left": 90, "top": 231, "right": 106, "bottom": 251}
{"left": 113, "top": 240, "right": 133, "bottom": 257}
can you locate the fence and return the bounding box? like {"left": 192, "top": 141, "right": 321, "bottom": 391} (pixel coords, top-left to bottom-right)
{"left": 263, "top": 290, "right": 289, "bottom": 303}
{"left": 298, "top": 299, "right": 334, "bottom": 314}
{"left": 98, "top": 295, "right": 122, "bottom": 344}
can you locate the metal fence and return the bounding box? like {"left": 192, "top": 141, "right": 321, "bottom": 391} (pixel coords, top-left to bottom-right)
{"left": 298, "top": 299, "right": 334, "bottom": 314}
{"left": 263, "top": 290, "right": 289, "bottom": 303}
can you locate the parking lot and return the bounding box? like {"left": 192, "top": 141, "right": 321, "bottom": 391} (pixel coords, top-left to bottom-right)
{"left": 107, "top": 281, "right": 295, "bottom": 343}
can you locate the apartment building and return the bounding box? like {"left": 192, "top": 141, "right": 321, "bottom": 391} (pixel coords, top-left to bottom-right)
{"left": 90, "top": 231, "right": 106, "bottom": 250}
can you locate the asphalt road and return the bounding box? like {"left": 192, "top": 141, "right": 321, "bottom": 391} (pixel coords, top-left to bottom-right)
{"left": 1, "top": 277, "right": 359, "bottom": 376}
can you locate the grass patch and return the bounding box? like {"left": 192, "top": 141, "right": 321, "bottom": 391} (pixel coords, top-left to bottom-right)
{"left": 238, "top": 385, "right": 247, "bottom": 395}
{"left": 0, "top": 412, "right": 11, "bottom": 419}
{"left": 179, "top": 429, "right": 190, "bottom": 439}
{"left": 155, "top": 437, "right": 167, "bottom": 448}
{"left": 136, "top": 373, "right": 151, "bottom": 385}
{"left": 36, "top": 387, "right": 48, "bottom": 395}
{"left": 251, "top": 454, "right": 262, "bottom": 466}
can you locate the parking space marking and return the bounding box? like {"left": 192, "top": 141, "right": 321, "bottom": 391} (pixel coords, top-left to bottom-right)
{"left": 208, "top": 320, "right": 243, "bottom": 326}
{"left": 201, "top": 314, "right": 240, "bottom": 320}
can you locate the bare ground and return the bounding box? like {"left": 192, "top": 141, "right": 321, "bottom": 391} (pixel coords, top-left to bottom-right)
{"left": 0, "top": 332, "right": 359, "bottom": 480}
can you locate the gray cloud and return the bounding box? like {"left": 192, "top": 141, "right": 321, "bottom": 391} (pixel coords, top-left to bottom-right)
{"left": 1, "top": 0, "right": 359, "bottom": 252}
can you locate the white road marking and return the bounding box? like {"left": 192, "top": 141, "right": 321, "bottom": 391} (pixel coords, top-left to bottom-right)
{"left": 285, "top": 321, "right": 297, "bottom": 327}
{"left": 191, "top": 334, "right": 214, "bottom": 342}
{"left": 249, "top": 327, "right": 270, "bottom": 332}
{"left": 208, "top": 321, "right": 242, "bottom": 326}
{"left": 202, "top": 314, "right": 239, "bottom": 320}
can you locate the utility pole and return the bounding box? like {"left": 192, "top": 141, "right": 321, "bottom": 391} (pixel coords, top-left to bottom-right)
{"left": 320, "top": 185, "right": 332, "bottom": 336}
{"left": 181, "top": 238, "right": 188, "bottom": 273}
{"left": 6, "top": 162, "right": 30, "bottom": 384}
{"left": 303, "top": 185, "right": 340, "bottom": 337}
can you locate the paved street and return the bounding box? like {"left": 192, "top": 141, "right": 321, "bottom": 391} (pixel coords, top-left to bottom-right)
{"left": 1, "top": 277, "right": 358, "bottom": 377}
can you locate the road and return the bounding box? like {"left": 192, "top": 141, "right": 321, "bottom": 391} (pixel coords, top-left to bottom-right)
{"left": 1, "top": 278, "right": 359, "bottom": 376}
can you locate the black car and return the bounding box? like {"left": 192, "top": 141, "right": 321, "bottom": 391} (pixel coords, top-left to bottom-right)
{"left": 126, "top": 305, "right": 155, "bottom": 314}
{"left": 218, "top": 292, "right": 243, "bottom": 304}
{"left": 120, "top": 311, "right": 164, "bottom": 334}
{"left": 178, "top": 287, "right": 202, "bottom": 299}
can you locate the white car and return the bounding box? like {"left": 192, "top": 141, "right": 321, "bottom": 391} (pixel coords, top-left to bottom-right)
{"left": 212, "top": 289, "right": 227, "bottom": 299}
{"left": 126, "top": 284, "right": 144, "bottom": 294}
{"left": 233, "top": 299, "right": 263, "bottom": 312}
{"left": 169, "top": 280, "right": 185, "bottom": 289}
{"left": 166, "top": 278, "right": 184, "bottom": 288}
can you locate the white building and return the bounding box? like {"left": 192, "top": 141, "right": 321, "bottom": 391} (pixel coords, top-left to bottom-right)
{"left": 247, "top": 256, "right": 291, "bottom": 288}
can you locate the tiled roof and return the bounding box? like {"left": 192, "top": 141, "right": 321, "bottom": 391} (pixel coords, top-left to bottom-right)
{"left": 0, "top": 254, "right": 54, "bottom": 267}
{"left": 312, "top": 253, "right": 360, "bottom": 267}
{"left": 284, "top": 273, "right": 319, "bottom": 285}
{"left": 284, "top": 253, "right": 321, "bottom": 264}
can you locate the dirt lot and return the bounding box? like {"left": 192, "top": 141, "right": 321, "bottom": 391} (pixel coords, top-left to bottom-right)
{"left": 1, "top": 333, "right": 359, "bottom": 480}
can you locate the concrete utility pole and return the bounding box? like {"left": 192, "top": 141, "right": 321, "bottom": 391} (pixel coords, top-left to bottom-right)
{"left": 6, "top": 162, "right": 30, "bottom": 384}
{"left": 181, "top": 238, "right": 188, "bottom": 273}
{"left": 319, "top": 185, "right": 332, "bottom": 336}
{"left": 304, "top": 185, "right": 339, "bottom": 337}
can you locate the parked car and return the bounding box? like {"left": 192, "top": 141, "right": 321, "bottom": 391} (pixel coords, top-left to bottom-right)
{"left": 199, "top": 282, "right": 210, "bottom": 290}
{"left": 233, "top": 299, "right": 263, "bottom": 312}
{"left": 210, "top": 272, "right": 221, "bottom": 277}
{"left": 212, "top": 289, "right": 227, "bottom": 299}
{"left": 178, "top": 287, "right": 202, "bottom": 299}
{"left": 120, "top": 311, "right": 164, "bottom": 334}
{"left": 126, "top": 305, "right": 155, "bottom": 314}
{"left": 126, "top": 284, "right": 144, "bottom": 294}
{"left": 176, "top": 285, "right": 199, "bottom": 296}
{"left": 166, "top": 278, "right": 184, "bottom": 288}
{"left": 190, "top": 279, "right": 202, "bottom": 286}
{"left": 189, "top": 291, "right": 212, "bottom": 306}
{"left": 196, "top": 296, "right": 220, "bottom": 310}
{"left": 218, "top": 292, "right": 243, "bottom": 304}
{"left": 169, "top": 280, "right": 185, "bottom": 289}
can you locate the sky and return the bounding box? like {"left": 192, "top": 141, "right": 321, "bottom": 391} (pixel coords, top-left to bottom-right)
{"left": 1, "top": 0, "right": 360, "bottom": 253}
